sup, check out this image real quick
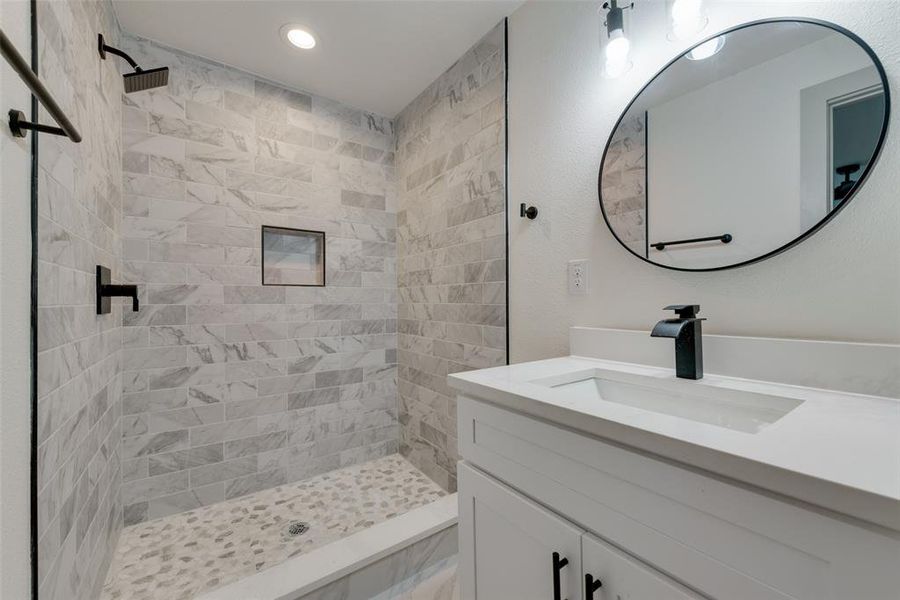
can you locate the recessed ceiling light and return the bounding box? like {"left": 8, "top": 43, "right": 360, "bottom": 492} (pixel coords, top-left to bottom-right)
{"left": 281, "top": 24, "right": 316, "bottom": 50}
{"left": 686, "top": 35, "right": 725, "bottom": 61}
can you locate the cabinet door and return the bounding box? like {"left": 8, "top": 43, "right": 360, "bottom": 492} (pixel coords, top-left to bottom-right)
{"left": 582, "top": 533, "right": 703, "bottom": 600}
{"left": 459, "top": 463, "right": 583, "bottom": 600}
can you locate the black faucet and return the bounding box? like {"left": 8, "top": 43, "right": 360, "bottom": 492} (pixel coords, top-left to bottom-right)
{"left": 650, "top": 304, "right": 704, "bottom": 380}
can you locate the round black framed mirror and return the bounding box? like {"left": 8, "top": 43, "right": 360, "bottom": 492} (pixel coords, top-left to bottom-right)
{"left": 598, "top": 18, "right": 890, "bottom": 272}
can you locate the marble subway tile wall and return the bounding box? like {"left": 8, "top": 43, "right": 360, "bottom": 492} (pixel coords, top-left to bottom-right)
{"left": 35, "top": 1, "right": 125, "bottom": 599}
{"left": 117, "top": 36, "right": 399, "bottom": 525}
{"left": 394, "top": 23, "right": 507, "bottom": 491}
{"left": 600, "top": 113, "right": 647, "bottom": 256}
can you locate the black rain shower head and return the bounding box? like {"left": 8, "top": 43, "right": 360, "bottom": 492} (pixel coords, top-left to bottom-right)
{"left": 123, "top": 67, "right": 169, "bottom": 93}
{"left": 98, "top": 34, "right": 169, "bottom": 93}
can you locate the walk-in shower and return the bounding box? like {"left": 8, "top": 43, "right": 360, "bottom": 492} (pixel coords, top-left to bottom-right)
{"left": 22, "top": 1, "right": 506, "bottom": 597}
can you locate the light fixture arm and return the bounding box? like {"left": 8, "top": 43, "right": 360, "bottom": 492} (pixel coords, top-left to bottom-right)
{"left": 603, "top": 0, "right": 634, "bottom": 35}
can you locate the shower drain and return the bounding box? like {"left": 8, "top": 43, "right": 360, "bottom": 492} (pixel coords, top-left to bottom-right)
{"left": 286, "top": 521, "right": 310, "bottom": 537}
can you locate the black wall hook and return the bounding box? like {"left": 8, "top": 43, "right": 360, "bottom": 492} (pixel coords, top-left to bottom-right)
{"left": 96, "top": 265, "right": 139, "bottom": 314}
{"left": 520, "top": 203, "right": 538, "bottom": 219}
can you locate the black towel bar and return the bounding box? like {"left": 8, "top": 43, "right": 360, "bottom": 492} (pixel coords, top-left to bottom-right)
{"left": 1, "top": 28, "right": 82, "bottom": 142}
{"left": 652, "top": 233, "right": 732, "bottom": 251}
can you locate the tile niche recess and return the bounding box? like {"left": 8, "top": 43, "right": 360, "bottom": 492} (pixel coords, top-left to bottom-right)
{"left": 261, "top": 226, "right": 326, "bottom": 286}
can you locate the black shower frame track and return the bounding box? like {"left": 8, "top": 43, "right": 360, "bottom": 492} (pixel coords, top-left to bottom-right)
{"left": 503, "top": 17, "right": 510, "bottom": 366}
{"left": 30, "top": 0, "right": 40, "bottom": 596}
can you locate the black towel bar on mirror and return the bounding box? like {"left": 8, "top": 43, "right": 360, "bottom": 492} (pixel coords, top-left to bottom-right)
{"left": 1, "top": 28, "right": 82, "bottom": 142}
{"left": 652, "top": 233, "right": 732, "bottom": 251}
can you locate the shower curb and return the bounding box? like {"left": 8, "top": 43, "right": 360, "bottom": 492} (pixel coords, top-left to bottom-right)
{"left": 197, "top": 493, "right": 458, "bottom": 600}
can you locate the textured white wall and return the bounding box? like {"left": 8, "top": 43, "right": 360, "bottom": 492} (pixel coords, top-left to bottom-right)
{"left": 0, "top": 1, "right": 34, "bottom": 598}
{"left": 508, "top": 0, "right": 900, "bottom": 362}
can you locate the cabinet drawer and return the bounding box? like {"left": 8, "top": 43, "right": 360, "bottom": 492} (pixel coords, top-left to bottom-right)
{"left": 582, "top": 532, "right": 702, "bottom": 600}
{"left": 458, "top": 396, "right": 900, "bottom": 600}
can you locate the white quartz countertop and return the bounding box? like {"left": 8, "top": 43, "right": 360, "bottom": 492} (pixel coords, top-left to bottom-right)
{"left": 448, "top": 356, "right": 900, "bottom": 530}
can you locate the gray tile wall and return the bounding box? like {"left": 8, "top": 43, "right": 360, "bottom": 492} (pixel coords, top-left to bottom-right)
{"left": 117, "top": 36, "right": 399, "bottom": 525}
{"left": 34, "top": 12, "right": 507, "bottom": 595}
{"left": 394, "top": 23, "right": 507, "bottom": 491}
{"left": 35, "top": 1, "right": 125, "bottom": 599}
{"left": 600, "top": 113, "right": 646, "bottom": 256}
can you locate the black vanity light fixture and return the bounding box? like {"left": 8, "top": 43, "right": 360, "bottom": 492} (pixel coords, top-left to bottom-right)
{"left": 98, "top": 34, "right": 169, "bottom": 93}
{"left": 601, "top": 0, "right": 634, "bottom": 78}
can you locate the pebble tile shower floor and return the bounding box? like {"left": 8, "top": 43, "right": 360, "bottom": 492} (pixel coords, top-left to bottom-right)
{"left": 100, "top": 455, "right": 447, "bottom": 599}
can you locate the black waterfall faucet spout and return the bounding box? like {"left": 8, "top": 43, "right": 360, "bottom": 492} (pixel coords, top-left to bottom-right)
{"left": 96, "top": 265, "right": 139, "bottom": 314}
{"left": 650, "top": 304, "right": 705, "bottom": 380}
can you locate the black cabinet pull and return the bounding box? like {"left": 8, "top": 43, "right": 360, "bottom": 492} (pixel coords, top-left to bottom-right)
{"left": 552, "top": 551, "right": 569, "bottom": 600}
{"left": 585, "top": 573, "right": 603, "bottom": 599}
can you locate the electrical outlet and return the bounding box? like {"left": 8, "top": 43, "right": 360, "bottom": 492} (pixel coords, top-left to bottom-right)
{"left": 568, "top": 259, "right": 588, "bottom": 295}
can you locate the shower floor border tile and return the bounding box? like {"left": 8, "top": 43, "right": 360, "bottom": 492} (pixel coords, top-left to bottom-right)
{"left": 100, "top": 454, "right": 447, "bottom": 600}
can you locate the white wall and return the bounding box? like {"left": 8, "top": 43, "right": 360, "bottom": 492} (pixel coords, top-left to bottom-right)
{"left": 800, "top": 65, "right": 881, "bottom": 229}
{"left": 0, "top": 1, "right": 35, "bottom": 598}
{"left": 508, "top": 0, "right": 900, "bottom": 362}
{"left": 647, "top": 33, "right": 873, "bottom": 269}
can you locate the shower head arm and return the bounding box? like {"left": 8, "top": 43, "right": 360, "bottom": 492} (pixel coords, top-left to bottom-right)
{"left": 98, "top": 34, "right": 142, "bottom": 72}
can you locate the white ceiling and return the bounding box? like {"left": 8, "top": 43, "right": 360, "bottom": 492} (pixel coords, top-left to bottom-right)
{"left": 113, "top": 0, "right": 523, "bottom": 117}
{"left": 633, "top": 22, "right": 835, "bottom": 111}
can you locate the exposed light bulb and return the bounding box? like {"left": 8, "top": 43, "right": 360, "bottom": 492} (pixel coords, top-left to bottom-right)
{"left": 606, "top": 30, "right": 631, "bottom": 63}
{"left": 686, "top": 35, "right": 725, "bottom": 60}
{"left": 605, "top": 29, "right": 632, "bottom": 78}
{"left": 670, "top": 0, "right": 707, "bottom": 40}
{"left": 600, "top": 1, "right": 633, "bottom": 78}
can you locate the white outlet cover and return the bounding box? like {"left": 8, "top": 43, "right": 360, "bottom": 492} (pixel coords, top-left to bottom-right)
{"left": 568, "top": 259, "right": 588, "bottom": 295}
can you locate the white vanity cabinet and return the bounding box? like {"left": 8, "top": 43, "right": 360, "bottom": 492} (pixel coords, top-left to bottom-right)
{"left": 458, "top": 463, "right": 583, "bottom": 600}
{"left": 581, "top": 532, "right": 701, "bottom": 600}
{"left": 456, "top": 395, "right": 900, "bottom": 600}
{"left": 460, "top": 462, "right": 701, "bottom": 600}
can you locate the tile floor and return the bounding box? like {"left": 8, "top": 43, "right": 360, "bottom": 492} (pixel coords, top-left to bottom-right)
{"left": 101, "top": 454, "right": 447, "bottom": 600}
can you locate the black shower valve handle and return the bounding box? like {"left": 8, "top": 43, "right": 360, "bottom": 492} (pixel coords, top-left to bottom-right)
{"left": 96, "top": 265, "right": 139, "bottom": 314}
{"left": 100, "top": 284, "right": 140, "bottom": 312}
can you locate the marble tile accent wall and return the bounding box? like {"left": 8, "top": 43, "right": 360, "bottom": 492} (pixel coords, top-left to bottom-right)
{"left": 35, "top": 1, "right": 125, "bottom": 599}
{"left": 600, "top": 113, "right": 647, "bottom": 256}
{"left": 394, "top": 23, "right": 507, "bottom": 491}
{"left": 117, "top": 35, "right": 399, "bottom": 525}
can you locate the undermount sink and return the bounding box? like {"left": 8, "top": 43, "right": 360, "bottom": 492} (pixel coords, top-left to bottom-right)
{"left": 530, "top": 369, "right": 803, "bottom": 434}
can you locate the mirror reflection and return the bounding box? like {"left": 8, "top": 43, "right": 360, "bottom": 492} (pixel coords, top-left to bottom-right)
{"left": 599, "top": 20, "right": 888, "bottom": 270}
